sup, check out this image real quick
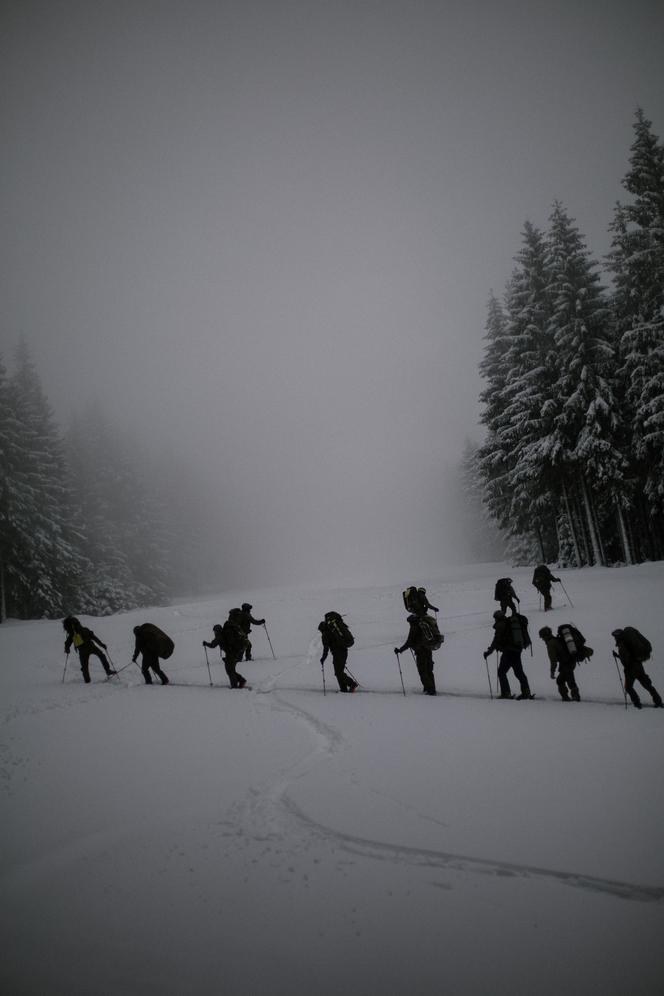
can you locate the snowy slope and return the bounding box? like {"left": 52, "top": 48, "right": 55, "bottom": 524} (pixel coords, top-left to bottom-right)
{"left": 2, "top": 562, "right": 664, "bottom": 996}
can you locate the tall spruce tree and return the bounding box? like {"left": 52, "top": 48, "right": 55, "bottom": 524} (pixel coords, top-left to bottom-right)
{"left": 478, "top": 292, "right": 513, "bottom": 532}
{"left": 608, "top": 109, "right": 664, "bottom": 553}
{"left": 543, "top": 202, "right": 624, "bottom": 565}
{"left": 500, "top": 222, "right": 558, "bottom": 559}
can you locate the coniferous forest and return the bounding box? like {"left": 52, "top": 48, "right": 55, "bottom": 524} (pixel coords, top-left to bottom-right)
{"left": 0, "top": 339, "right": 219, "bottom": 620}
{"left": 475, "top": 109, "right": 664, "bottom": 567}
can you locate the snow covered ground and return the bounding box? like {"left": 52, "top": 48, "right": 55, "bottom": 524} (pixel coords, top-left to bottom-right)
{"left": 2, "top": 562, "right": 663, "bottom": 995}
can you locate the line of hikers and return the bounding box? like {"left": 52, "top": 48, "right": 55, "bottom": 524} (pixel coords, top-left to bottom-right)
{"left": 61, "top": 575, "right": 662, "bottom": 710}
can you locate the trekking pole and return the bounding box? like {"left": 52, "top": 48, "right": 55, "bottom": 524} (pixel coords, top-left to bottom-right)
{"left": 483, "top": 655, "right": 493, "bottom": 699}
{"left": 558, "top": 580, "right": 573, "bottom": 608}
{"left": 321, "top": 660, "right": 326, "bottom": 696}
{"left": 203, "top": 645, "right": 213, "bottom": 687}
{"left": 114, "top": 660, "right": 135, "bottom": 675}
{"left": 395, "top": 651, "right": 406, "bottom": 696}
{"left": 345, "top": 664, "right": 360, "bottom": 687}
{"left": 613, "top": 651, "right": 628, "bottom": 710}
{"left": 61, "top": 652, "right": 69, "bottom": 683}
{"left": 263, "top": 623, "right": 276, "bottom": 659}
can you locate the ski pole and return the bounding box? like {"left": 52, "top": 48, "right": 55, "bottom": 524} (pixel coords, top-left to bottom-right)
{"left": 558, "top": 579, "right": 573, "bottom": 608}
{"left": 114, "top": 660, "right": 135, "bottom": 675}
{"left": 203, "top": 645, "right": 213, "bottom": 686}
{"left": 395, "top": 651, "right": 406, "bottom": 696}
{"left": 613, "top": 651, "right": 628, "bottom": 710}
{"left": 345, "top": 664, "right": 360, "bottom": 687}
{"left": 321, "top": 660, "right": 326, "bottom": 696}
{"left": 263, "top": 623, "right": 276, "bottom": 659}
{"left": 62, "top": 652, "right": 69, "bottom": 683}
{"left": 483, "top": 655, "right": 493, "bottom": 699}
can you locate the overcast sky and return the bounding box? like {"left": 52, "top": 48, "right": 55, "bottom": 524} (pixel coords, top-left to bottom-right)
{"left": 2, "top": 1, "right": 663, "bottom": 588}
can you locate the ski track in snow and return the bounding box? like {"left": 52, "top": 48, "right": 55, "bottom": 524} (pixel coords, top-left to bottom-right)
{"left": 207, "top": 661, "right": 664, "bottom": 908}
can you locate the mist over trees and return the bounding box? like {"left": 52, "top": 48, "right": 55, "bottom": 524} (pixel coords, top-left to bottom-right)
{"left": 474, "top": 109, "right": 664, "bottom": 567}
{"left": 0, "top": 340, "right": 219, "bottom": 620}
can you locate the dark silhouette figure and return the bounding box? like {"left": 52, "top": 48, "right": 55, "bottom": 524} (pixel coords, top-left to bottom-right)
{"left": 484, "top": 610, "right": 533, "bottom": 699}
{"left": 395, "top": 615, "right": 437, "bottom": 696}
{"left": 539, "top": 626, "right": 580, "bottom": 701}
{"left": 63, "top": 616, "right": 115, "bottom": 682}
{"left": 532, "top": 565, "right": 560, "bottom": 611}
{"left": 612, "top": 628, "right": 662, "bottom": 709}
{"left": 319, "top": 612, "right": 357, "bottom": 693}
{"left": 238, "top": 603, "right": 266, "bottom": 661}
{"left": 132, "top": 623, "right": 172, "bottom": 685}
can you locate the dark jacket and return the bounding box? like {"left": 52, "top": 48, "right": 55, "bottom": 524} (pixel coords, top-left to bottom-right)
{"left": 64, "top": 623, "right": 106, "bottom": 655}
{"left": 486, "top": 616, "right": 516, "bottom": 655}
{"left": 532, "top": 565, "right": 559, "bottom": 586}
{"left": 396, "top": 615, "right": 429, "bottom": 655}
{"left": 238, "top": 608, "right": 265, "bottom": 635}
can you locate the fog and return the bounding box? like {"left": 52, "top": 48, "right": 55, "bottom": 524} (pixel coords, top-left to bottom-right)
{"left": 2, "top": 1, "right": 663, "bottom": 589}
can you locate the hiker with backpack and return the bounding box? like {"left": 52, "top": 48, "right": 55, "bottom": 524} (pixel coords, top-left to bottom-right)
{"left": 63, "top": 616, "right": 116, "bottom": 683}
{"left": 532, "top": 565, "right": 560, "bottom": 612}
{"left": 494, "top": 577, "right": 520, "bottom": 615}
{"left": 483, "top": 610, "right": 534, "bottom": 700}
{"left": 394, "top": 613, "right": 443, "bottom": 696}
{"left": 131, "top": 623, "right": 173, "bottom": 685}
{"left": 209, "top": 609, "right": 249, "bottom": 689}
{"left": 402, "top": 586, "right": 439, "bottom": 617}
{"left": 319, "top": 612, "right": 357, "bottom": 693}
{"left": 612, "top": 628, "right": 662, "bottom": 710}
{"left": 238, "top": 603, "right": 266, "bottom": 661}
{"left": 538, "top": 626, "right": 580, "bottom": 702}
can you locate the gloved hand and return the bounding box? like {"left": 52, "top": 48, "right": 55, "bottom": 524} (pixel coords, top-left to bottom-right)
{"left": 394, "top": 648, "right": 400, "bottom": 655}
{"left": 483, "top": 650, "right": 490, "bottom": 660}
{"left": 101, "top": 643, "right": 107, "bottom": 649}
{"left": 320, "top": 657, "right": 325, "bottom": 666}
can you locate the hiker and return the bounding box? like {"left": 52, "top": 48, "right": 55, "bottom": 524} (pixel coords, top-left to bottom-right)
{"left": 483, "top": 610, "right": 534, "bottom": 700}
{"left": 532, "top": 565, "right": 560, "bottom": 611}
{"left": 612, "top": 628, "right": 662, "bottom": 710}
{"left": 131, "top": 623, "right": 172, "bottom": 685}
{"left": 394, "top": 614, "right": 443, "bottom": 696}
{"left": 403, "top": 586, "right": 439, "bottom": 616}
{"left": 539, "top": 626, "right": 580, "bottom": 701}
{"left": 319, "top": 612, "right": 357, "bottom": 693}
{"left": 212, "top": 609, "right": 248, "bottom": 688}
{"left": 238, "top": 603, "right": 266, "bottom": 661}
{"left": 494, "top": 577, "right": 520, "bottom": 615}
{"left": 63, "top": 616, "right": 116, "bottom": 682}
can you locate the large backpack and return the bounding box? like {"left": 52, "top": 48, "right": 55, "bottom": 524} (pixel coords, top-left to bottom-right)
{"left": 620, "top": 626, "right": 652, "bottom": 662}
{"left": 416, "top": 614, "right": 444, "bottom": 651}
{"left": 508, "top": 613, "right": 531, "bottom": 650}
{"left": 221, "top": 617, "right": 246, "bottom": 656}
{"left": 403, "top": 586, "right": 422, "bottom": 614}
{"left": 324, "top": 612, "right": 354, "bottom": 649}
{"left": 139, "top": 623, "right": 175, "bottom": 659}
{"left": 532, "top": 565, "right": 550, "bottom": 585}
{"left": 557, "top": 624, "right": 588, "bottom": 661}
{"left": 494, "top": 578, "right": 512, "bottom": 601}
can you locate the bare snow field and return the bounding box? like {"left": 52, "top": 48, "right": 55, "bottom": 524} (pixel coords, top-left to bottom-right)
{"left": 2, "top": 562, "right": 663, "bottom": 995}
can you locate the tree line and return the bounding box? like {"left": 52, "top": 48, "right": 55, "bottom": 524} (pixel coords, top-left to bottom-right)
{"left": 0, "top": 339, "right": 220, "bottom": 620}
{"left": 474, "top": 108, "right": 664, "bottom": 567}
